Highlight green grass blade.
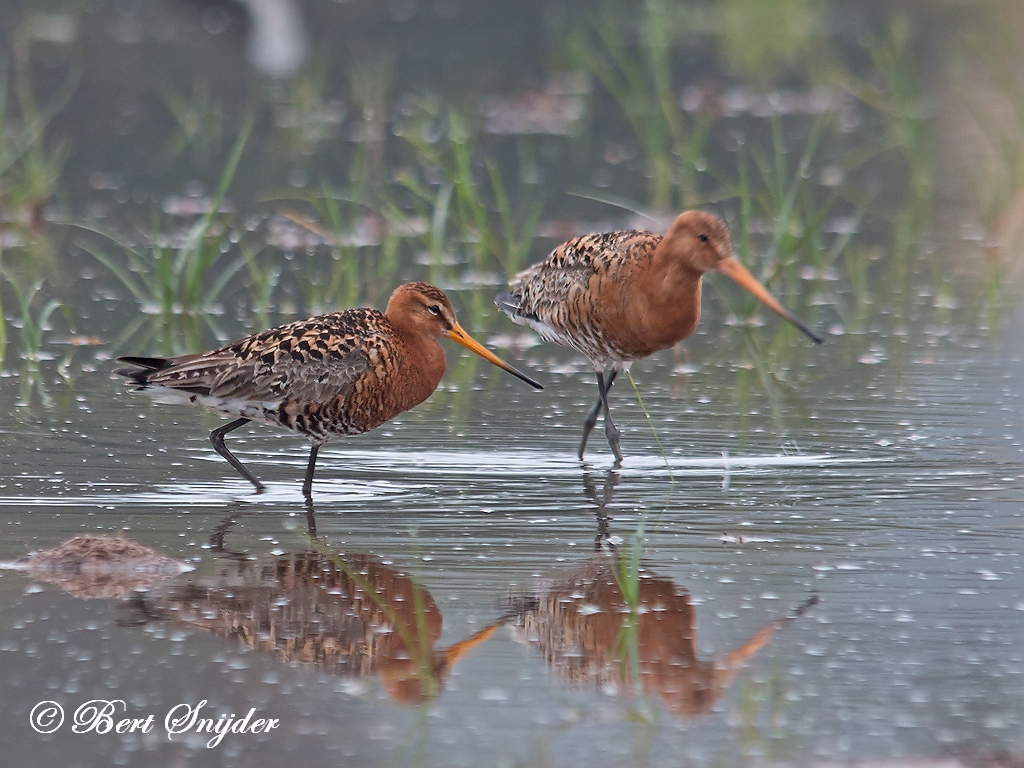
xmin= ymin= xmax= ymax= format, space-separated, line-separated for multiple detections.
xmin=75 ymin=241 xmax=148 ymax=304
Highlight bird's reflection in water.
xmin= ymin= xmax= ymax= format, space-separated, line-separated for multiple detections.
xmin=582 ymin=466 xmax=619 ymax=549
xmin=117 ymin=502 xmax=504 ymax=704
xmin=505 ymin=468 xmax=816 ymax=717
xmin=506 ymin=554 xmax=815 ymax=717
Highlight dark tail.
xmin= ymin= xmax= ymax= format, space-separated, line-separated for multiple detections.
xmin=113 ymin=356 xmax=175 ymax=385
xmin=494 ymin=291 xmax=521 ymax=318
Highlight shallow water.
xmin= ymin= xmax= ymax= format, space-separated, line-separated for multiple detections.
xmin=3 ymin=322 xmax=1024 ymax=766
xmin=3 ymin=0 xmax=1024 ymax=766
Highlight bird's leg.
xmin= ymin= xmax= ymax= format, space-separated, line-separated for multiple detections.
xmin=210 ymin=418 xmax=265 ymax=493
xmin=578 ymin=369 xmax=618 ymax=459
xmin=597 ymin=371 xmax=623 ymax=464
xmin=302 ymin=444 xmax=320 ymax=498
xmin=578 ymin=400 xmax=602 ymax=459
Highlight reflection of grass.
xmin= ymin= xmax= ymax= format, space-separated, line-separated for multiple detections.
xmin=0 ymin=268 xmax=72 ymax=406
xmin=732 ymin=660 xmax=798 ymax=763
xmin=607 ymin=525 xmax=662 ymax=751
xmin=77 ymin=121 xmax=253 ymax=353
xmin=309 ymin=537 xmax=444 ymax=703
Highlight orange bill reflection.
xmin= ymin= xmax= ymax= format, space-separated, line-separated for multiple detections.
xmin=504 ymin=555 xmax=815 ymax=717
xmin=117 ymin=547 xmax=504 ymax=705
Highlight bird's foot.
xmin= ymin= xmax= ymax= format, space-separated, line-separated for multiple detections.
xmin=605 ymin=422 xmax=623 ymax=464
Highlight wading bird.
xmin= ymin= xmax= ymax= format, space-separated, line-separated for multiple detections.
xmin=496 ymin=210 xmax=820 ymax=462
xmin=117 ymin=282 xmax=542 ymax=496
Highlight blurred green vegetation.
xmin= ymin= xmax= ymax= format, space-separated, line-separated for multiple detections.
xmin=719 ymin=0 xmax=827 ymax=85
xmin=569 ymin=0 xmax=712 ymax=210
xmin=161 ymin=78 xmax=226 ymax=167
xmin=74 ymin=120 xmax=253 ymax=355
xmin=0 ymin=0 xmax=1019 ymax=421
xmin=0 ymin=42 xmax=75 ymax=264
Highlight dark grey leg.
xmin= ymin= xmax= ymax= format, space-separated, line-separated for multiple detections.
xmin=578 ymin=369 xmax=618 ymax=459
xmin=595 ymin=371 xmax=623 ymax=463
xmin=302 ymin=444 xmax=319 ymax=498
xmin=210 ymin=418 xmax=264 ymax=492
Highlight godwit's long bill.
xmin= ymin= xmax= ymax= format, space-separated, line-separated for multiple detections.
xmin=116 ymin=282 xmax=542 ymax=496
xmin=496 ymin=210 xmax=820 ymax=462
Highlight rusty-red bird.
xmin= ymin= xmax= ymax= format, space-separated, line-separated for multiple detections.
xmin=118 ymin=282 xmax=542 ymax=495
xmin=496 ymin=210 xmax=820 ymax=462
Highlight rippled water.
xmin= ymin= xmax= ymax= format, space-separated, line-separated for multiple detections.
xmin=3 ymin=0 xmax=1024 ymax=765
xmin=3 ymin=318 xmax=1024 ymax=766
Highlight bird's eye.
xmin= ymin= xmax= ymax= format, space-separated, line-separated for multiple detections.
xmin=698 ymin=233 xmax=709 ymax=243
xmin=427 ymin=304 xmax=442 ymax=316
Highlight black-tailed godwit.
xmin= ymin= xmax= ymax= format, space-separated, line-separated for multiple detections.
xmin=496 ymin=210 xmax=820 ymax=461
xmin=117 ymin=282 xmax=541 ymax=495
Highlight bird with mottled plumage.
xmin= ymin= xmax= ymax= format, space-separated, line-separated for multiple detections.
xmin=496 ymin=210 xmax=821 ymax=462
xmin=117 ymin=282 xmax=542 ymax=496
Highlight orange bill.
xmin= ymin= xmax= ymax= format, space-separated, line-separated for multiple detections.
xmin=716 ymin=256 xmax=822 ymax=344
xmin=447 ymin=324 xmax=544 ymax=389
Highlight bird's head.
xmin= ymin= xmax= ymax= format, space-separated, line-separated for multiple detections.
xmin=386 ymin=282 xmax=460 ymax=339
xmin=658 ymin=211 xmax=822 ymax=344
xmin=386 ymin=283 xmax=543 ymax=388
xmin=661 ymin=210 xmax=735 ymax=273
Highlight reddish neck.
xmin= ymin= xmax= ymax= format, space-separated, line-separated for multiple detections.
xmin=387 ymin=315 xmax=447 ymax=409
xmin=631 ymin=244 xmax=704 ymax=350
